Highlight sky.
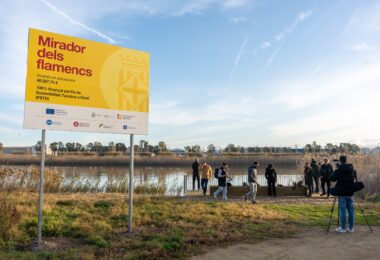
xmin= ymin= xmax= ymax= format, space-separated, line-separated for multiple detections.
xmin=0 ymin=0 xmax=380 ymax=149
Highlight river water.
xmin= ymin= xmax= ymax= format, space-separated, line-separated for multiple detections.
xmin=47 ymin=165 xmax=304 ymax=195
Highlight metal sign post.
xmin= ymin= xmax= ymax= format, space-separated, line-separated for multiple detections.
xmin=37 ymin=129 xmax=46 ymax=246
xmin=128 ymin=134 xmax=134 ymax=233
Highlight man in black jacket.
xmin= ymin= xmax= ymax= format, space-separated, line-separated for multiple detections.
xmin=310 ymin=159 xmax=320 ymax=193
xmin=330 ymin=156 xmax=357 ymax=233
xmin=320 ymin=159 xmax=333 ymax=197
xmin=192 ymin=158 xmax=200 ymax=190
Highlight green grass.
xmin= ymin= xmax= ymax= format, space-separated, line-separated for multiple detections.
xmin=1 ymin=192 xmax=380 ymax=259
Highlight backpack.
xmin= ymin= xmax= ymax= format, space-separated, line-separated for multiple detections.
xmin=214 ymin=168 xmax=221 ymax=178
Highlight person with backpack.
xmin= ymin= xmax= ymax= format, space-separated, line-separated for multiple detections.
xmin=265 ymin=164 xmax=277 ymax=196
xmin=213 ymin=162 xmax=229 ymax=200
xmin=200 ymin=161 xmax=212 ymax=195
xmin=320 ymin=158 xmax=333 ymax=197
xmin=330 ymin=156 xmax=357 ymax=233
xmin=192 ymin=158 xmax=200 ymax=190
xmin=310 ymin=159 xmax=320 ymax=193
xmin=244 ymin=161 xmax=259 ymax=204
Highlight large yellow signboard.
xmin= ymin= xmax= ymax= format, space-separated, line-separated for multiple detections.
xmin=24 ymin=28 xmax=149 ymax=134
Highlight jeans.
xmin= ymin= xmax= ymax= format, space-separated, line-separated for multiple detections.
xmin=313 ymin=176 xmax=319 ymax=192
xmin=339 ymin=196 xmax=355 ymax=230
xmin=214 ymin=186 xmax=227 ymax=199
xmin=244 ymin=182 xmax=257 ymax=202
xmin=307 ymin=184 xmax=312 ymax=197
xmin=267 ymin=181 xmax=276 ymax=196
xmin=321 ymin=179 xmax=331 ymax=195
xmin=193 ymin=173 xmax=200 ymax=190
xmin=201 ymin=178 xmax=209 ymax=195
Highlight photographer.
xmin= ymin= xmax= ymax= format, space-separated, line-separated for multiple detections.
xmin=330 ymin=156 xmax=357 ymax=233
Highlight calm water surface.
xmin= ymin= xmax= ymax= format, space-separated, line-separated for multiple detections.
xmin=50 ymin=165 xmax=304 ymax=194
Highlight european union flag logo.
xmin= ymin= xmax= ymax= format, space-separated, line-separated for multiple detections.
xmin=46 ymin=109 xmax=55 ymax=114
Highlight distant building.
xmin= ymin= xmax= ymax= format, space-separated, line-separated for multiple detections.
xmin=170 ymin=148 xmax=185 ymax=156
xmin=2 ymin=145 xmax=52 ymax=155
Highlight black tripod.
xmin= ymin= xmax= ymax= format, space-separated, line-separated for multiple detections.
xmin=327 ymin=195 xmax=373 ymax=233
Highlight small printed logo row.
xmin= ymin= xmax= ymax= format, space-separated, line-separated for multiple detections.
xmin=46 ymin=120 xmax=129 ymax=130
xmin=46 ymin=108 xmax=134 ymax=121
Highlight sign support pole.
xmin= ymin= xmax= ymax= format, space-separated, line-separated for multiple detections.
xmin=128 ymin=134 xmax=134 ymax=234
xmin=37 ymin=129 xmax=46 ymax=246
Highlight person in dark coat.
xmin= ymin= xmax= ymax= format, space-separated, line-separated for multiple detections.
xmin=265 ymin=164 xmax=277 ymax=196
xmin=192 ymin=158 xmax=200 ymax=190
xmin=213 ymin=163 xmax=230 ymax=200
xmin=304 ymin=162 xmax=313 ymax=197
xmin=320 ymin=158 xmax=333 ymax=197
xmin=310 ymin=159 xmax=320 ymax=193
xmin=330 ymin=156 xmax=357 ymax=233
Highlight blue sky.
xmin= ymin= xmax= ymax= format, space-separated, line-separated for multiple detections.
xmin=0 ymin=0 xmax=380 ymax=149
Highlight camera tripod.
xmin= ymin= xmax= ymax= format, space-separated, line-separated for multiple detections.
xmin=327 ymin=194 xmax=373 ymax=233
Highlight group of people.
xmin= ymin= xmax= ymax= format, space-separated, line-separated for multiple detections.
xmin=303 ymin=158 xmax=334 ymax=197
xmin=304 ymin=156 xmax=358 ymax=233
xmin=191 ymin=159 xmax=278 ymax=202
xmin=193 ymin=155 xmax=359 ymax=233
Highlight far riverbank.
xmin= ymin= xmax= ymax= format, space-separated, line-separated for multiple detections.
xmin=0 ymin=154 xmax=303 ymax=167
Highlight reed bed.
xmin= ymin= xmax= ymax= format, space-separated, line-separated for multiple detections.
xmin=0 ymin=167 xmax=166 ymax=195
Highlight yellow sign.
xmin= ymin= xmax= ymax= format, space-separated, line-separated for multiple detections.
xmin=24 ymin=29 xmax=149 ymax=135
xmin=25 ymin=28 xmax=149 ymax=112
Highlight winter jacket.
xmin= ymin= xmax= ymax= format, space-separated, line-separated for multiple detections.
xmin=265 ymin=168 xmax=277 ymax=182
xmin=217 ymin=167 xmax=227 ymax=187
xmin=330 ymin=163 xmax=357 ymax=196
xmin=192 ymin=161 xmax=200 ymax=175
xmin=248 ymin=165 xmax=258 ymax=183
xmin=304 ymin=166 xmax=313 ymax=186
xmin=201 ymin=164 xmax=212 ymax=179
xmin=310 ymin=161 xmax=320 ymax=178
xmin=320 ymin=163 xmax=333 ymax=180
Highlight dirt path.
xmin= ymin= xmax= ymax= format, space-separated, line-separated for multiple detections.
xmin=191 ymin=226 xmax=379 ymax=260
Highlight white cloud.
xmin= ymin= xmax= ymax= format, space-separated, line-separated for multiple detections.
xmin=275 ymin=9 xmax=312 ymax=42
xmin=342 ymin=3 xmax=380 ymax=53
xmin=263 ymin=43 xmax=282 ymax=70
xmin=228 ymin=16 xmax=247 ymax=24
xmin=230 ymin=35 xmax=250 ymax=79
xmin=40 ymin=0 xmax=116 ymax=44
xmin=350 ymin=42 xmax=377 ymax=52
xmin=230 ymin=9 xmax=312 ymax=76
xmin=222 ymin=0 xmax=249 ymax=9
xmin=260 ymin=41 xmax=271 ymax=49
xmin=268 ymin=58 xmax=380 ymax=145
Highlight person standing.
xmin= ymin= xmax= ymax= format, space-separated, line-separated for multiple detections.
xmin=304 ymin=162 xmax=313 ymax=197
xmin=192 ymin=158 xmax=200 ymax=190
xmin=213 ymin=163 xmax=229 ymax=200
xmin=330 ymin=156 xmax=357 ymax=233
xmin=200 ymin=161 xmax=212 ymax=195
xmin=265 ymin=164 xmax=277 ymax=196
xmin=244 ymin=161 xmax=259 ymax=204
xmin=310 ymin=159 xmax=320 ymax=193
xmin=320 ymin=158 xmax=333 ymax=198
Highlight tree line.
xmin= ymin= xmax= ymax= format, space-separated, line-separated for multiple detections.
xmin=30 ymin=140 xmax=363 ymax=155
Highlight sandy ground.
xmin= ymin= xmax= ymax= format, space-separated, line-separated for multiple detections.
xmin=191 ymin=226 xmax=380 ymax=260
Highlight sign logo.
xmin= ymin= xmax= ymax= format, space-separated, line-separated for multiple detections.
xmin=46 ymin=120 xmax=52 ymax=125
xmin=46 ymin=109 xmax=55 ymax=114
xmin=123 ymin=125 xmax=128 ymax=130
xmin=73 ymin=121 xmax=79 ymax=127
xmin=99 ymin=123 xmax=113 ymax=129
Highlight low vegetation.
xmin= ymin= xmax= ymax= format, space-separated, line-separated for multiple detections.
xmin=0 ymin=192 xmax=379 ymax=259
